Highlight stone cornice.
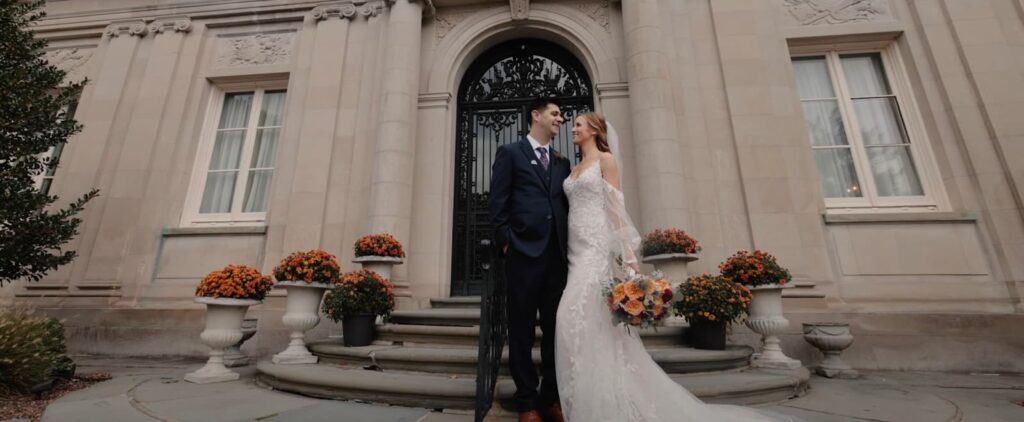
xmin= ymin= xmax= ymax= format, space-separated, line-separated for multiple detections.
xmin=312 ymin=1 xmax=386 ymax=21
xmin=148 ymin=17 xmax=193 ymax=34
xmin=104 ymin=20 xmax=148 ymax=38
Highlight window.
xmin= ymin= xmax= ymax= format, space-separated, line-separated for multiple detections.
xmin=36 ymin=97 xmax=79 ymax=195
xmin=792 ymin=46 xmax=941 ymax=211
xmin=184 ymin=85 xmax=287 ymax=225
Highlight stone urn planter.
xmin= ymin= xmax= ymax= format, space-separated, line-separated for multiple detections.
xmin=803 ymin=322 xmax=858 ymax=379
xmin=223 ymin=318 xmax=258 ymax=368
xmin=353 ymin=256 xmax=403 ymax=282
xmin=272 ymin=280 xmax=332 ymax=364
xmin=342 ymin=313 xmax=377 ymax=347
xmin=185 ymin=297 xmax=260 ymax=383
xmin=641 ymin=253 xmax=699 ymax=286
xmin=744 ymin=284 xmax=802 ymax=369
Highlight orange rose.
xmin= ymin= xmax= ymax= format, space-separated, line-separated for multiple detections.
xmin=612 ymin=283 xmax=627 ymax=302
xmin=625 ymin=282 xmax=645 ymax=300
xmin=624 ymin=299 xmax=644 ymax=316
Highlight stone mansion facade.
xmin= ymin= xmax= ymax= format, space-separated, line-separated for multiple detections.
xmin=5 ymin=0 xmax=1023 ymax=373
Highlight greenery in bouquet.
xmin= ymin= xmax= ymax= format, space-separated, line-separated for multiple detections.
xmin=354 ymin=233 xmax=405 ymax=258
xmin=195 ymin=264 xmax=273 ymax=300
xmin=640 ymin=228 xmax=702 ymax=257
xmin=322 ymin=269 xmax=396 ymax=321
xmin=273 ymin=249 xmax=341 ymax=284
xmin=718 ymin=250 xmax=792 ymax=287
xmin=604 ymin=269 xmax=673 ymax=329
xmin=673 ymin=274 xmax=751 ymax=324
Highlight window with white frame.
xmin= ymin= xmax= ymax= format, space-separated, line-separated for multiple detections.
xmin=35 ymin=97 xmax=79 ymax=195
xmin=185 ymin=84 xmax=287 ymax=225
xmin=791 ymin=46 xmax=942 ymax=211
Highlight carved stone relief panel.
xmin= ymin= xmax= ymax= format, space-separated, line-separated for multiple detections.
xmin=576 ymin=0 xmax=611 ymax=33
xmin=45 ymin=47 xmax=95 ymax=82
xmin=782 ymin=0 xmax=890 ymax=26
xmin=434 ymin=8 xmax=472 ymax=42
xmin=214 ymin=32 xmax=296 ymax=68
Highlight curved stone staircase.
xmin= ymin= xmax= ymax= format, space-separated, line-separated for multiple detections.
xmin=256 ymin=297 xmax=809 ymax=410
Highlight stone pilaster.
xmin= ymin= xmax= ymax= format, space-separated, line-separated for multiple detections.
xmin=621 ymin=0 xmax=689 ymax=231
xmin=366 ymin=0 xmax=425 ymax=240
xmin=55 ymin=21 xmax=149 ymax=295
xmin=280 ymin=3 xmax=370 ymax=252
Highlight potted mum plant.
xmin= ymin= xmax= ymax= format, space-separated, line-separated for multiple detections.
xmin=719 ymin=250 xmax=800 ymax=368
xmin=271 ymin=249 xmax=341 ymax=364
xmin=352 ymin=233 xmax=405 ymax=281
xmin=639 ymin=229 xmax=701 ymax=285
xmin=185 ymin=265 xmax=272 ymax=383
xmin=322 ymin=269 xmax=395 ymax=347
xmin=674 ymin=274 xmax=751 ymax=350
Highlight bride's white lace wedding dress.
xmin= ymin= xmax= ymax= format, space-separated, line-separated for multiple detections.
xmin=555 ymin=163 xmax=792 ymax=421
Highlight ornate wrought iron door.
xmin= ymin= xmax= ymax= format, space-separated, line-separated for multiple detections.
xmin=451 ymin=39 xmax=594 ymax=297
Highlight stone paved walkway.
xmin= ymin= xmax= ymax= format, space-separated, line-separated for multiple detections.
xmin=28 ymin=356 xmax=1024 ymax=422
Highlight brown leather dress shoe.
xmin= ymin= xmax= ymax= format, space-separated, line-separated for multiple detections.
xmin=518 ymin=409 xmax=544 ymax=422
xmin=544 ymin=403 xmax=566 ymax=422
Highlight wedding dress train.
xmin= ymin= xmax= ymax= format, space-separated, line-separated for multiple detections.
xmin=554 ymin=163 xmax=794 ymax=421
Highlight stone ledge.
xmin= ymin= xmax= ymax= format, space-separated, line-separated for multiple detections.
xmin=823 ymin=211 xmax=977 ymax=224
xmin=162 ymin=225 xmax=268 ymax=236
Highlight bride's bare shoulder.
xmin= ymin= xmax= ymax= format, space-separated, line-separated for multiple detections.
xmin=598 ymin=152 xmax=618 ymax=171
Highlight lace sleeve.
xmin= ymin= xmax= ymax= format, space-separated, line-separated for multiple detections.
xmin=603 ymin=180 xmax=641 ymax=268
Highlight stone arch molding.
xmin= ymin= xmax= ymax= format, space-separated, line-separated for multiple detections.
xmin=426 ymin=3 xmax=622 ymax=96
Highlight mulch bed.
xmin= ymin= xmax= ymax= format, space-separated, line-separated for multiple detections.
xmin=0 ymin=373 xmax=112 ymax=422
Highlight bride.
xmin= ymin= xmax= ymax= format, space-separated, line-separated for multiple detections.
xmin=554 ymin=112 xmax=793 ymax=421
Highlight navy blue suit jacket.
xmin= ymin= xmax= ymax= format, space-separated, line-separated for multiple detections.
xmin=489 ymin=138 xmax=570 ymax=259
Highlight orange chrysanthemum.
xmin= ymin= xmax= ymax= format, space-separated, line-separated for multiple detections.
xmin=273 ymin=249 xmax=341 ymax=284
xmin=354 ymin=233 xmax=405 ymax=258
xmin=195 ymin=264 xmax=273 ymax=300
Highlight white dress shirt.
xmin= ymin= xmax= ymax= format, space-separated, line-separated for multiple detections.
xmin=527 ymin=134 xmax=550 ymax=162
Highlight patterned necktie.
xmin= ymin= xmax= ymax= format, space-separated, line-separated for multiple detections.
xmin=536 ymin=147 xmax=549 ymax=170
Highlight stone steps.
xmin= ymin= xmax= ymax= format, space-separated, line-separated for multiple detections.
xmin=429 ymin=296 xmax=482 ymax=309
xmin=308 ymin=342 xmax=752 ymax=375
xmin=375 ymin=323 xmax=686 ymax=347
xmin=256 ymin=360 xmax=810 ymax=410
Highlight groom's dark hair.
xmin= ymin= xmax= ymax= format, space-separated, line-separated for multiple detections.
xmin=527 ymin=97 xmax=561 ymax=126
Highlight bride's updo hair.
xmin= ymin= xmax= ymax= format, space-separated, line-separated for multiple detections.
xmin=578 ymin=112 xmax=611 ymax=153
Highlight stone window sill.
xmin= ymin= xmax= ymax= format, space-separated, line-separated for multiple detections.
xmin=823 ymin=211 xmax=978 ymax=224
xmin=162 ymin=225 xmax=268 ymax=237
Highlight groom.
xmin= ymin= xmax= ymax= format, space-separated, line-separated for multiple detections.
xmin=489 ymin=98 xmax=570 ymax=422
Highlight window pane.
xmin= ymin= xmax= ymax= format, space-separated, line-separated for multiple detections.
xmin=41 ymin=178 xmax=54 ymax=196
xmin=218 ymin=92 xmax=253 ymax=129
xmin=852 ymin=97 xmax=910 ymax=146
xmin=793 ymin=56 xmax=835 ymax=99
xmin=208 ymin=129 xmax=245 ymax=170
xmin=813 ymin=148 xmax=862 ymax=198
xmin=866 ymin=146 xmax=924 ymax=196
xmin=259 ymin=90 xmax=287 ymax=126
xmin=200 ymin=171 xmax=237 ymax=213
xmin=243 ymin=169 xmax=273 ymax=213
xmin=250 ymin=128 xmax=280 ymax=169
xmin=44 ymin=142 xmax=65 ymax=177
xmin=841 ymin=53 xmax=891 ymax=97
xmin=801 ymin=100 xmax=849 ymax=146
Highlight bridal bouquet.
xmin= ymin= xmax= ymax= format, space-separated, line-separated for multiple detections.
xmin=604 ymin=268 xmax=674 ymax=329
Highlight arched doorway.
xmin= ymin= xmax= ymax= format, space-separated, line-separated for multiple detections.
xmin=450 ymin=38 xmax=594 ymax=296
